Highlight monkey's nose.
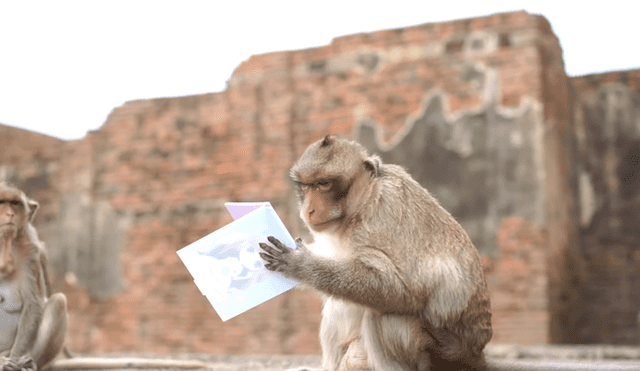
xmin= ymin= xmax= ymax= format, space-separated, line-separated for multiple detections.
xmin=308 ymin=209 xmax=315 ymax=217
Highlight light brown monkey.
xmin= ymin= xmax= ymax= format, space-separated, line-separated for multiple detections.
xmin=0 ymin=182 xmax=68 ymax=371
xmin=0 ymin=184 xmax=212 ymax=371
xmin=259 ymin=135 xmax=492 ymax=371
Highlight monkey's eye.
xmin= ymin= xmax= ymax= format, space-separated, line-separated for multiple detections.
xmin=297 ymin=183 xmax=311 ymax=192
xmin=9 ymin=200 xmax=20 ymax=206
xmin=316 ymin=180 xmax=332 ymax=192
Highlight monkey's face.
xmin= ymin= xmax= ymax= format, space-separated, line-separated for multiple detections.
xmin=290 ymin=135 xmax=379 ymax=233
xmin=0 ymin=185 xmax=28 ymax=278
xmin=294 ymin=178 xmax=347 ymax=232
xmin=0 ymin=183 xmax=37 ymax=240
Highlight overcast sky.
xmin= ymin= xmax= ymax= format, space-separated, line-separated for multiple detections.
xmin=0 ymin=1 xmax=638 ymax=140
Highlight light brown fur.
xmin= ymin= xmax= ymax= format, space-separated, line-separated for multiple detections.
xmin=0 ymin=182 xmax=68 ymax=371
xmin=259 ymin=136 xmax=492 ymax=371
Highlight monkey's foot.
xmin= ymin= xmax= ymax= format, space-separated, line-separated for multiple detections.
xmin=1 ymin=356 xmax=36 ymax=371
xmin=339 ymin=339 xmax=369 ymax=371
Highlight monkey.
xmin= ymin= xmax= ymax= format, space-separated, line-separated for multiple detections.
xmin=259 ymin=135 xmax=492 ymax=371
xmin=0 ymin=183 xmax=210 ymax=371
xmin=0 ymin=182 xmax=68 ymax=371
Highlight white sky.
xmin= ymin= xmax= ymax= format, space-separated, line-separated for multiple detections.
xmin=0 ymin=1 xmax=638 ymax=140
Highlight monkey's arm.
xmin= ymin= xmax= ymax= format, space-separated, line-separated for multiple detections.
xmin=10 ymin=258 xmax=45 ymax=359
xmin=259 ymin=236 xmax=419 ymax=314
xmin=39 ymin=250 xmax=53 ymax=297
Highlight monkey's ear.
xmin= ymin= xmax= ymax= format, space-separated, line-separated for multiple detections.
xmin=363 ymin=155 xmax=380 ymax=177
xmin=27 ymin=199 xmax=38 ymax=222
xmin=321 ymin=135 xmax=334 ymax=147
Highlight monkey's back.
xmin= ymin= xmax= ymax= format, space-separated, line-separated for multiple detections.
xmin=357 ymin=163 xmax=479 ymax=270
xmin=354 ymin=162 xmax=492 ymax=345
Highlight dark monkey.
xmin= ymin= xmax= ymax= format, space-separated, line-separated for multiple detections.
xmin=259 ymin=135 xmax=492 ymax=371
xmin=0 ymin=182 xmax=68 ymax=371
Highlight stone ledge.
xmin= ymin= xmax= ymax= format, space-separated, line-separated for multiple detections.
xmin=486 ymin=344 xmax=640 ymax=360
xmin=49 ymin=345 xmax=640 ymax=371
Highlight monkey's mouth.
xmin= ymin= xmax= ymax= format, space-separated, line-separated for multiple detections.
xmin=310 ymin=219 xmax=332 ymax=226
xmin=310 ymin=219 xmax=339 ymax=231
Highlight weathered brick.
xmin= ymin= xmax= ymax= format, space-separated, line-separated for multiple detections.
xmin=2 ymin=9 xmax=636 ymax=355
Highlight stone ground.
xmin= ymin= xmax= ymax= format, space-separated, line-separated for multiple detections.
xmin=49 ymin=345 xmax=640 ymax=371
xmin=49 ymin=354 xmax=322 ymax=371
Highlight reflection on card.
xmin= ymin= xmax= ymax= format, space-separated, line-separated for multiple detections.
xmin=177 ymin=204 xmax=299 ymax=321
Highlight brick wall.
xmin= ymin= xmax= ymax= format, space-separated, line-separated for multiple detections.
xmin=57 ymin=94 xmax=321 ymax=354
xmin=0 ymin=10 xmax=624 ymax=354
xmin=486 ymin=217 xmax=549 ymax=344
xmin=570 ymin=70 xmax=640 ymax=344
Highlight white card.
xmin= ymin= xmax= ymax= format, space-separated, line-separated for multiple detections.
xmin=177 ymin=204 xmax=299 ymax=321
xmin=224 ymin=201 xmax=272 ymax=220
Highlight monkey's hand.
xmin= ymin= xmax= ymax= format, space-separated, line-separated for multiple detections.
xmin=0 ymin=357 xmax=10 ymax=371
xmin=0 ymin=356 xmax=36 ymax=371
xmin=259 ymin=236 xmax=308 ymax=279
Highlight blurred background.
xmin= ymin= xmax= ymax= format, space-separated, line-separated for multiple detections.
xmin=0 ymin=1 xmax=639 ymax=356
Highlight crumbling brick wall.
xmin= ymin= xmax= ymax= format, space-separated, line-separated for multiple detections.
xmin=569 ymin=70 xmax=640 ymax=344
xmin=0 ymin=10 xmax=612 ymax=354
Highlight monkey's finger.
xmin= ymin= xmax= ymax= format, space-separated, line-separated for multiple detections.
xmin=259 ymin=252 xmax=274 ymax=262
xmin=259 ymin=242 xmax=280 ymax=256
xmin=263 ymin=262 xmax=277 ymax=271
xmin=261 ymin=258 xmax=283 ymax=272
xmin=16 ymin=357 xmax=34 ymax=371
xmin=267 ymin=236 xmax=291 ymax=253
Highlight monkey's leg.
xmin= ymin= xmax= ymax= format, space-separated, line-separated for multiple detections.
xmin=320 ymin=299 xmax=364 ymax=371
xmin=286 ymin=299 xmax=364 ymax=371
xmin=31 ymin=293 xmax=68 ymax=369
xmin=337 ymin=339 xmax=368 ymax=371
xmin=361 ymin=311 xmax=432 ymax=371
